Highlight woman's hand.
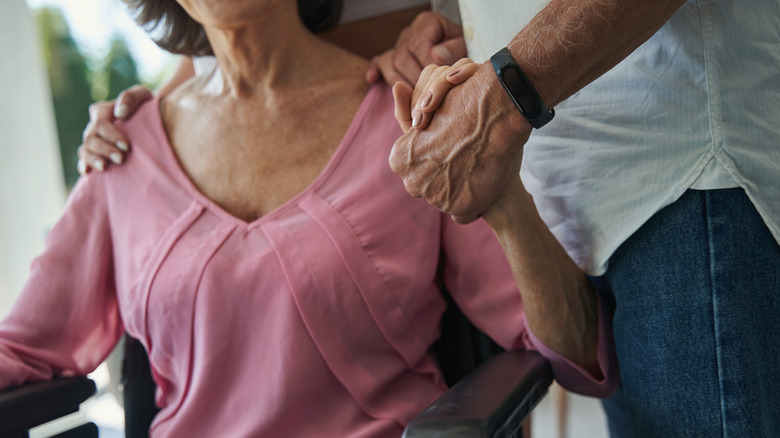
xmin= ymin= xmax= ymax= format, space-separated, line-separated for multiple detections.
xmin=78 ymin=85 xmax=153 ymax=175
xmin=392 ymin=58 xmax=479 ymax=134
xmin=366 ymin=12 xmax=466 ymax=86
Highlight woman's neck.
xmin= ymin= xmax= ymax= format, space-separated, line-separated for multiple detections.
xmin=200 ymin=3 xmax=361 ymax=99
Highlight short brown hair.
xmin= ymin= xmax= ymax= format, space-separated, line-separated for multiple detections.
xmin=123 ymin=0 xmax=343 ymax=57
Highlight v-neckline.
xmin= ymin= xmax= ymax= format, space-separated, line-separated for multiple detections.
xmin=151 ymin=84 xmax=381 ymax=230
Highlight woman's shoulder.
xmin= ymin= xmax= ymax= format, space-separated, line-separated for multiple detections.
xmin=112 ymin=97 xmax=177 ymax=167
xmin=111 ymin=98 xmax=165 ymax=150
xmin=106 ymin=97 xmax=184 ymax=188
xmin=351 ymin=82 xmax=402 ymax=142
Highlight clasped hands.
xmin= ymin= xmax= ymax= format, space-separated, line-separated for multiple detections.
xmin=389 ymin=58 xmax=532 ymax=225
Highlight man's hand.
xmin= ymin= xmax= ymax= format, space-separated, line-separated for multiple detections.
xmin=366 ymin=12 xmax=466 ymax=86
xmin=78 ymin=85 xmax=152 ymax=174
xmin=389 ymin=63 xmax=532 ymax=224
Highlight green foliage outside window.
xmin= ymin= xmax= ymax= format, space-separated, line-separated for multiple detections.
xmin=34 ymin=7 xmax=142 ymax=189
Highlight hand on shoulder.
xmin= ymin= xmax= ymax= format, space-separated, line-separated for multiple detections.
xmin=78 ymin=85 xmax=153 ymax=175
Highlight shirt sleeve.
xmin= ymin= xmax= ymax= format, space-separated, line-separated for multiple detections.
xmin=439 ymin=216 xmax=618 ymax=398
xmin=523 ymin=276 xmax=619 ymax=398
xmin=0 ymin=174 xmax=124 ymax=391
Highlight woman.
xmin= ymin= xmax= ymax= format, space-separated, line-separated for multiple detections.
xmin=0 ymin=1 xmax=616 ymax=436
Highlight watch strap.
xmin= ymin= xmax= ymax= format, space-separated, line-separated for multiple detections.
xmin=490 ymin=47 xmax=554 ymax=129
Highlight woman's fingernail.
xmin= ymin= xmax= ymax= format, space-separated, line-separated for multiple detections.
xmin=446 ymin=68 xmax=462 ymax=79
xmin=93 ymin=160 xmax=105 ymax=172
xmin=421 ymin=91 xmax=433 ymax=108
xmin=412 ymin=110 xmax=422 ymax=127
xmin=77 ymin=159 xmax=87 ymax=175
xmin=110 ymin=152 xmax=123 ymax=164
xmin=433 ymin=46 xmax=453 ymax=63
xmin=114 ymin=104 xmax=129 ymax=119
xmin=116 ymin=141 xmax=129 ymax=152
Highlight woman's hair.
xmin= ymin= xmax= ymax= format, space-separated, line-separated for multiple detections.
xmin=122 ymin=0 xmax=343 ymax=57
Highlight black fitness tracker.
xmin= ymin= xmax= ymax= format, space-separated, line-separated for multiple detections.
xmin=490 ymin=47 xmax=554 ymax=129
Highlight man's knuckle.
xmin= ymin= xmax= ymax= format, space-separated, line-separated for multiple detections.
xmin=82 ymin=124 xmax=95 ymax=141
xmin=415 ymin=11 xmax=435 ymax=24
xmin=404 ymin=179 xmax=422 ymax=197
xmin=389 ymin=148 xmax=403 ymax=170
xmin=388 ymin=157 xmax=400 ymax=174
xmin=392 ymin=50 xmax=408 ymax=68
xmin=397 ymin=28 xmax=411 ymax=44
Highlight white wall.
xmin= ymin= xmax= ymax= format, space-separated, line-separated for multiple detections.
xmin=0 ymin=0 xmax=66 ymax=318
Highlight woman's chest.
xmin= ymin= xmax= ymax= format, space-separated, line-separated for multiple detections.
xmin=170 ymin=128 xmax=340 ymax=223
xmin=109 ymin=185 xmax=446 ymax=360
xmin=161 ymin=86 xmax=365 ymax=223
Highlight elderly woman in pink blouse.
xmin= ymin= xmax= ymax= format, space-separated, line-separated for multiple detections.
xmin=0 ymin=0 xmax=616 ymax=436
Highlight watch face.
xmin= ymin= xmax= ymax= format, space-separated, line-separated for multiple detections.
xmin=501 ymin=66 xmax=540 ymax=116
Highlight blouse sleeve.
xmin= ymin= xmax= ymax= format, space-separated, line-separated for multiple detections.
xmin=0 ymin=174 xmax=124 ymax=390
xmin=439 ymin=216 xmax=618 ymax=398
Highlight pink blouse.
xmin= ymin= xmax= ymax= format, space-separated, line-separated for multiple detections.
xmin=0 ymin=84 xmax=616 ymax=437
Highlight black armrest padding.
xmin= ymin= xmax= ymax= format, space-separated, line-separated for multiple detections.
xmin=123 ymin=335 xmax=160 ymax=438
xmin=0 ymin=376 xmax=96 ymax=437
xmin=403 ymin=350 xmax=553 ymax=438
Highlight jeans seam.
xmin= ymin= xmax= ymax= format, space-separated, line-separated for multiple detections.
xmin=705 ymin=191 xmax=727 ymax=438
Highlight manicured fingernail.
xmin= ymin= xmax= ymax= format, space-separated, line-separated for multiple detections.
xmin=110 ymin=152 xmax=123 ymax=164
xmin=433 ymin=46 xmax=453 ymax=63
xmin=77 ymin=159 xmax=87 ymax=175
xmin=114 ymin=104 xmax=129 ymax=119
xmin=421 ymin=91 xmax=433 ymax=108
xmin=116 ymin=141 xmax=129 ymax=152
xmin=446 ymin=68 xmax=462 ymax=79
xmin=412 ymin=110 xmax=422 ymax=127
xmin=93 ymin=160 xmax=105 ymax=172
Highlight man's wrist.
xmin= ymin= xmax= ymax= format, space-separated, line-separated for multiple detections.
xmin=475 ymin=62 xmax=533 ymax=149
xmin=490 ymin=47 xmax=555 ymax=129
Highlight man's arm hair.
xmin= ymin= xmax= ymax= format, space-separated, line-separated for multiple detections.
xmin=509 ymin=0 xmax=686 ymax=108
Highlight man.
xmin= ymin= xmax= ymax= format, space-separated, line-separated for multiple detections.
xmin=386 ymin=0 xmax=780 ymax=436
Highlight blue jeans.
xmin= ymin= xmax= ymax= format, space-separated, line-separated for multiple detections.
xmin=600 ymin=188 xmax=780 ymax=437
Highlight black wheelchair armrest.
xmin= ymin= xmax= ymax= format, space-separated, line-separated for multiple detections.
xmin=0 ymin=376 xmax=96 ymax=438
xmin=403 ymin=350 xmax=553 ymax=438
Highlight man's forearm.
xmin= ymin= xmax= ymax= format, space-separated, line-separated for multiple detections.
xmin=476 ymin=0 xmax=686 ymax=374
xmin=509 ymin=0 xmax=686 ymax=108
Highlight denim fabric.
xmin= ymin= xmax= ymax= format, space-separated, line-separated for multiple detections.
xmin=600 ymin=188 xmax=780 ymax=437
